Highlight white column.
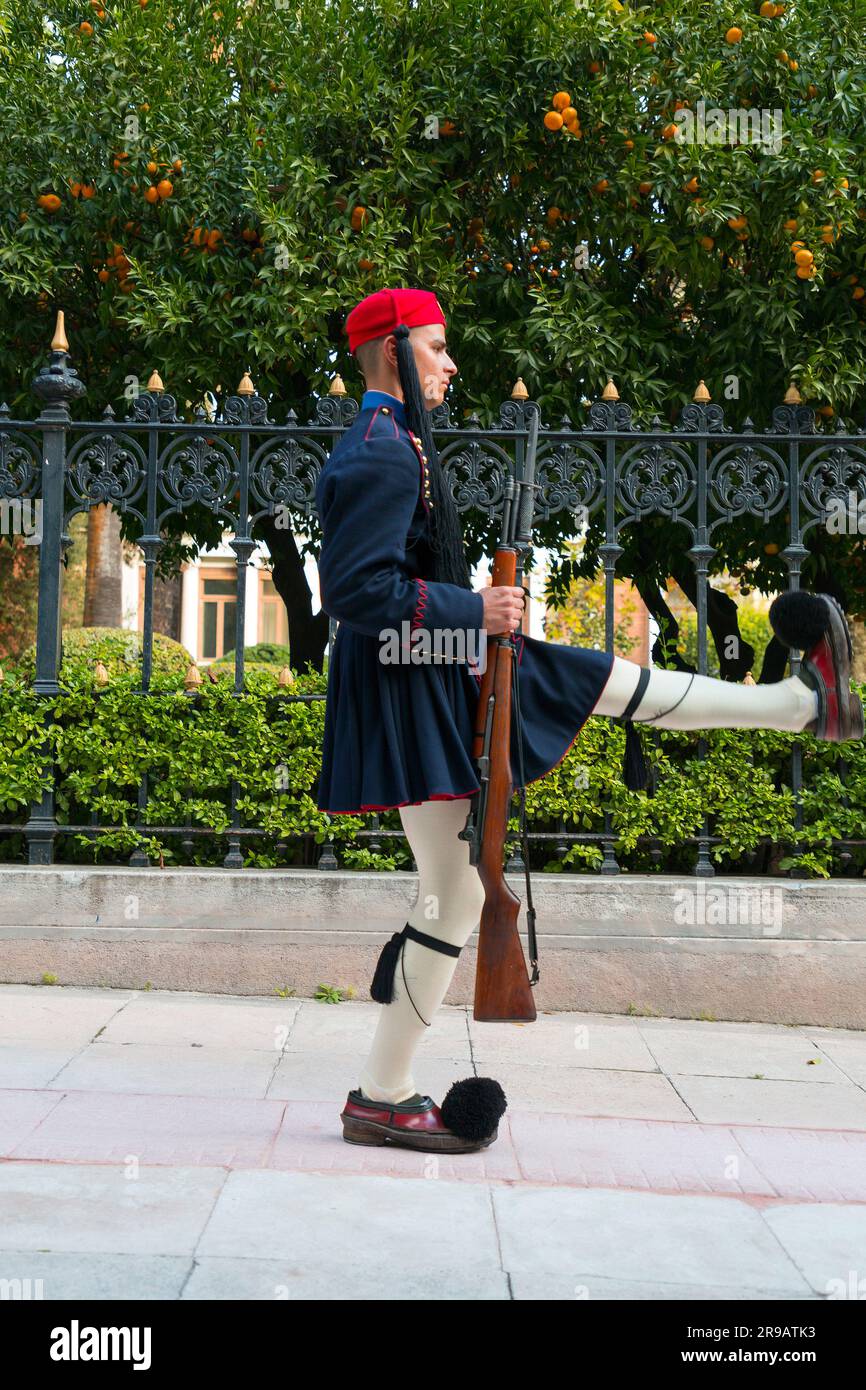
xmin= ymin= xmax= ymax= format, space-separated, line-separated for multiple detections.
xmin=180 ymin=559 xmax=199 ymax=659
xmin=244 ymin=552 xmax=259 ymax=647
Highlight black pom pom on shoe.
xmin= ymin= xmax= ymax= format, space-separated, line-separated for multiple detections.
xmin=768 ymin=591 xmax=830 ymax=652
xmin=440 ymin=1077 xmax=508 ymax=1142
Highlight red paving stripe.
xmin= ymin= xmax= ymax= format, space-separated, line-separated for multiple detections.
xmin=4 ymin=1090 xmax=866 ymax=1202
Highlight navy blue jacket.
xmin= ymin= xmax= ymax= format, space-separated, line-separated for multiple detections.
xmin=315 ymin=389 xmax=614 ymax=815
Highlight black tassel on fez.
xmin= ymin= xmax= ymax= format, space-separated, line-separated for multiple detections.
xmin=370 ymin=926 xmax=407 ymax=1004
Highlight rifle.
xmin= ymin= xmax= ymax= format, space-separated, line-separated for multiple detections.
xmin=458 ymin=407 xmax=541 ymax=1022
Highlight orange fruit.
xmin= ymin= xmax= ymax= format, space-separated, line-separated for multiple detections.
xmin=544 ymin=111 xmax=564 ymax=131
xmin=821 ymin=227 xmax=835 ymax=243
xmin=764 ymin=543 xmax=779 ymax=554
xmin=783 ymin=218 xmax=798 ymax=232
xmin=587 ymin=61 xmax=601 ymax=74
xmin=173 ymin=159 xmax=183 ymax=172
xmin=140 ymin=102 xmax=150 ymax=111
xmin=81 ymin=183 xmax=96 ymax=198
xmin=759 ymin=0 xmax=775 ymax=13
xmin=662 ymin=122 xmax=677 ymax=139
xmin=796 ymin=265 xmax=814 ymax=279
xmin=546 ymin=206 xmax=562 ymax=224
xmin=206 ymin=229 xmax=222 ymax=248
xmin=848 ymin=275 xmax=858 ymax=284
xmin=725 ymin=27 xmax=743 ymax=43
xmin=776 ymin=50 xmax=788 ymax=63
xmin=37 ymin=193 xmax=62 ymax=212
xmin=191 ymin=227 xmax=207 ymax=246
xmin=538 ymin=237 xmax=550 ymax=250
xmin=623 ymin=138 xmax=634 ymax=150
xmin=69 ymin=180 xmax=82 ymax=197
xmin=807 ymin=84 xmax=818 ymax=98
xmin=594 ymin=179 xmax=609 ymax=193
xmin=552 ymin=91 xmax=572 ymax=110
xmin=358 ymin=257 xmax=374 ymax=270
xmin=684 ymin=176 xmax=699 ymax=193
xmin=350 ymin=205 xmax=368 ymax=230
xmin=788 ymin=59 xmax=798 ymax=71
xmin=638 ymin=181 xmax=653 ymax=195
xmin=144 ymin=186 xmax=159 ymax=203
xmin=727 ymin=215 xmax=747 ymax=230
xmin=98 ymin=268 xmax=110 ymax=283
xmin=794 ymin=249 xmax=814 ymax=266
xmin=853 ymin=287 xmax=866 ymax=300
xmin=812 ymin=169 xmax=825 ymax=183
xmin=147 ymin=161 xmax=158 ymax=174
xmin=561 ymin=107 xmax=577 ymax=124
xmin=790 ymin=240 xmax=805 ymax=251
xmin=818 ymin=406 xmax=834 ymax=417
xmin=643 ymin=32 xmax=657 ymax=44
xmin=700 ymin=235 xmax=715 ymax=250
xmin=79 ymin=21 xmax=93 ymax=36
xmin=156 ymin=179 xmax=173 ymax=198
xmin=504 ymin=262 xmax=513 ymax=272
xmin=439 ymin=120 xmax=456 ymax=136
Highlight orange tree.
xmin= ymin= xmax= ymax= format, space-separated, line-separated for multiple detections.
xmin=2 ymin=0 xmax=866 ymax=670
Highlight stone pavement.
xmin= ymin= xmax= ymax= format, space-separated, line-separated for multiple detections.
xmin=1 ymin=983 xmax=866 ymax=1300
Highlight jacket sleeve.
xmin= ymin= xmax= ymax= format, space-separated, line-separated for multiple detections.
xmin=317 ymin=437 xmax=485 ymax=640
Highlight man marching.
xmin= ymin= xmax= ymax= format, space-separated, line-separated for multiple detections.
xmin=314 ymin=286 xmax=865 ymax=1155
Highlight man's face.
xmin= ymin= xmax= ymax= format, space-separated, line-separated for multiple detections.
xmin=411 ymin=323 xmax=458 ymax=410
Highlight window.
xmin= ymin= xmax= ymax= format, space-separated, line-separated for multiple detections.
xmin=260 ymin=573 xmax=289 ymax=646
xmin=200 ymin=571 xmax=237 ymax=660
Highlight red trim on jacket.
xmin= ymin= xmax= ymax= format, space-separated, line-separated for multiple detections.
xmin=363 ymin=405 xmax=399 ymax=441
xmin=411 ymin=577 xmax=429 ymax=631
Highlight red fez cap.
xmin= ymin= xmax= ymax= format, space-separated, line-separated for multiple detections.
xmin=345 ymin=287 xmax=446 ymax=354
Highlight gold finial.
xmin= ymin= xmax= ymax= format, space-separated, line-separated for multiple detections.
xmin=693 ymin=380 xmax=711 ymax=403
xmin=328 ymin=375 xmax=346 ymax=397
xmin=237 ymin=371 xmax=255 ymax=396
xmin=511 ymin=377 xmax=529 ymax=400
xmin=184 ymin=662 xmax=203 ymax=690
xmin=743 ymin=670 xmax=755 ymax=685
xmin=146 ymin=369 xmax=165 ymax=393
xmin=51 ymin=310 xmax=69 ymax=353
xmin=94 ymin=660 xmax=109 ymax=687
xmin=784 ymin=383 xmax=802 ymax=405
xmin=278 ymin=665 xmax=294 ymax=686
xmin=601 ymin=378 xmax=619 ymax=401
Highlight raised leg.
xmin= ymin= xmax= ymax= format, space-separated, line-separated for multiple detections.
xmin=592 ymin=656 xmax=818 ymax=732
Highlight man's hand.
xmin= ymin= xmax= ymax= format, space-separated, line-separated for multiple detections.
xmin=479 ymin=585 xmax=526 ymax=635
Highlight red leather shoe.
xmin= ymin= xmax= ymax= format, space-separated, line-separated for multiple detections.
xmin=341 ymin=1086 xmax=501 ymax=1154
xmin=798 ymin=595 xmax=864 ymax=742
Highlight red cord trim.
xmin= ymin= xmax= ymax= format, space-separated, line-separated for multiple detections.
xmin=319 ymin=788 xmax=480 ymax=815
xmin=411 ymin=577 xmax=429 ymax=631
xmin=363 ymin=405 xmax=399 ymax=441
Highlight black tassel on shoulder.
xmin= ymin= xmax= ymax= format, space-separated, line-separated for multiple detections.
xmin=370 ymin=926 xmax=408 ymax=1004
xmin=622 ymin=720 xmax=649 ymax=792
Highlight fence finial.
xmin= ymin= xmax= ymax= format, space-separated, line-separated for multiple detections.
xmin=184 ymin=663 xmax=203 ymax=691
xmin=146 ymin=370 xmax=165 ymax=394
xmin=328 ymin=375 xmax=346 ymax=397
xmin=237 ymin=371 xmax=255 ymax=396
xmin=94 ymin=660 xmax=109 ymax=687
xmin=601 ymin=378 xmax=619 ymax=401
xmin=51 ymin=311 xmax=69 ymax=353
xmin=511 ymin=377 xmax=529 ymax=400
xmin=784 ymin=383 xmax=802 ymax=404
xmin=278 ymin=665 xmax=294 ymax=686
xmin=693 ymin=380 xmax=711 ymax=402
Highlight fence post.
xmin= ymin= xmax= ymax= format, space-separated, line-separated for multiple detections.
xmin=23 ymin=312 xmax=85 ymax=864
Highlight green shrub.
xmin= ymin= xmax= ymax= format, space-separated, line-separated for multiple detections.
xmin=15 ymin=627 xmax=193 ymax=682
xmin=0 ymin=657 xmax=863 ymax=876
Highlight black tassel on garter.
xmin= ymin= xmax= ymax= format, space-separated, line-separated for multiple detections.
xmin=370 ymin=925 xmax=408 ymax=1004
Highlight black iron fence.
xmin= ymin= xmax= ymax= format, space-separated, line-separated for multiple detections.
xmin=2 ymin=317 xmax=865 ymax=874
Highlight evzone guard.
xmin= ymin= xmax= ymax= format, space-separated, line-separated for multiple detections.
xmin=314 ymin=286 xmax=865 ymax=1155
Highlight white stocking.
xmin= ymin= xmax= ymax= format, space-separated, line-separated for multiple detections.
xmin=359 ymin=798 xmax=485 ymax=1104
xmin=593 ymin=655 xmax=818 ymax=732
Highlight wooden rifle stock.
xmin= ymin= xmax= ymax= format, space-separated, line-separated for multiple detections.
xmin=460 ymin=410 xmax=540 ymax=1023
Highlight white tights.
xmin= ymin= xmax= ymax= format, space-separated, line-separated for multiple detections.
xmin=357 ymin=656 xmax=818 ymax=1102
